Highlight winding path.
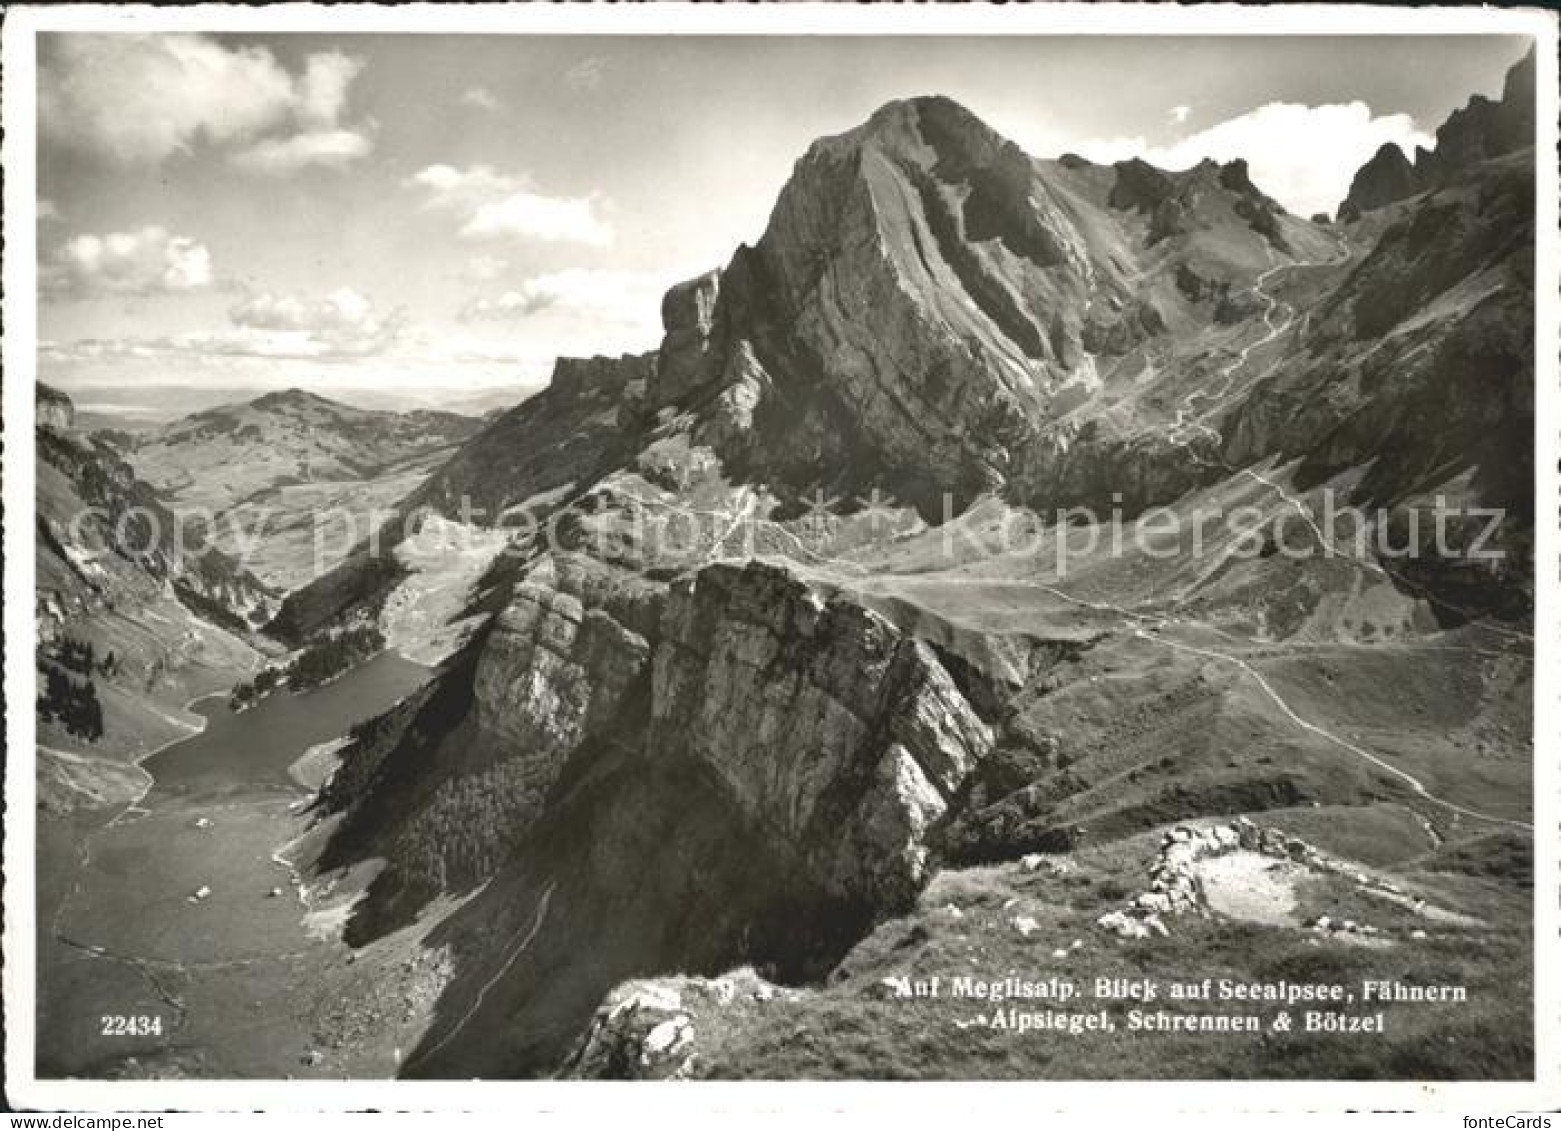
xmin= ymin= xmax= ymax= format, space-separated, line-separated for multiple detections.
xmin=1156 ymin=234 xmax=1533 ymax=646
xmin=1141 ymin=629 xmax=1532 ymax=832
xmin=836 ymin=232 xmax=1533 ymax=837
xmin=1061 ymin=233 xmax=1538 ymax=832
xmin=402 ymin=882 xmax=557 ymax=1073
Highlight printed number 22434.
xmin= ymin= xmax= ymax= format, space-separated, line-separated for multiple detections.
xmin=101 ymin=1014 xmax=163 ymax=1037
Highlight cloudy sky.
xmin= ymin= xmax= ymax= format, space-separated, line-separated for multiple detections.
xmin=36 ymin=33 xmax=1529 ymax=401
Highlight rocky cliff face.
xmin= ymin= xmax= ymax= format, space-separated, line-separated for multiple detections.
xmin=321 ymin=558 xmax=991 ymax=926
xmin=1337 ymin=143 xmax=1420 ymax=217
xmin=1229 ymin=135 xmax=1534 ymax=574
xmin=1338 ymin=44 xmax=1534 ymax=219
xmin=1421 ymin=43 xmax=1536 ymax=179
xmin=37 ymin=393 xmax=275 ymax=627
xmin=471 ymin=576 xmax=651 ymax=797
xmin=311 ymin=555 xmax=995 ymax=1075
xmin=650 ymin=562 xmax=992 ymax=907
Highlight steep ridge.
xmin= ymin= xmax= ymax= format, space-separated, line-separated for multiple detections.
xmin=280 ymin=57 xmax=1535 ymax=1079
xmin=1337 ymin=44 xmax=1535 ymax=219
xmin=410 ymin=353 xmax=654 ymax=522
xmin=35 ymin=384 xmax=270 ymax=807
xmin=1225 ymin=46 xmax=1535 ymax=619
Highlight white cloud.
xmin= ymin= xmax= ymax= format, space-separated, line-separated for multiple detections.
xmin=223 ymin=287 xmax=404 ymax=357
xmin=406 ymin=164 xmax=527 ymax=209
xmin=297 ymin=52 xmax=363 ymax=128
xmin=41 ymin=35 xmax=293 ymax=162
xmin=41 ymin=267 xmax=688 ymax=392
xmin=37 ymin=200 xmax=62 ymax=222
xmin=231 ymin=128 xmax=373 ymax=175
xmin=459 ymin=194 xmax=613 ymax=246
xmin=407 ymin=164 xmax=613 ymax=246
xmin=1070 ymin=101 xmax=1434 ymax=219
xmin=464 ymin=255 xmax=509 ymax=282
xmin=42 ymin=319 xmax=553 ymax=392
xmin=459 ymin=268 xmax=666 ymax=325
xmin=44 ymin=225 xmax=214 ymax=297
xmin=1169 ymin=105 xmax=1191 ymax=125
xmin=460 ymin=86 xmax=502 ymax=112
xmin=40 ymin=34 xmax=372 ymax=172
xmin=40 ymin=286 xmax=407 ymax=360
xmin=564 ymin=57 xmax=607 ymax=92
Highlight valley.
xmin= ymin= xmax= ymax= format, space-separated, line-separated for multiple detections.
xmin=120 ymin=389 xmax=484 ymax=591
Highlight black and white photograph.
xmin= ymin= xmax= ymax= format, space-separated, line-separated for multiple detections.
xmin=3 ymin=3 xmax=1557 ymax=1112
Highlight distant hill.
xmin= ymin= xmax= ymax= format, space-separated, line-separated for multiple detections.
xmin=117 ymin=388 xmax=487 ymax=591
xmin=128 ymin=388 xmax=484 ymax=514
xmin=57 ymin=382 xmax=534 ymax=434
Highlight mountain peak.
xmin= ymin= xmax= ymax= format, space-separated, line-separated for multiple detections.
xmin=251 ymin=387 xmax=339 ymax=412
xmin=1338 ymin=46 xmax=1535 ymax=218
xmin=871 ymin=93 xmax=990 ymax=133
xmin=806 ymin=93 xmax=1023 ymax=169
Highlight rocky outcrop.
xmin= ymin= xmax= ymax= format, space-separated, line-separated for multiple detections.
xmin=37 ymin=382 xmax=75 ymax=431
xmin=551 ymin=352 xmax=655 ymax=407
xmin=1227 ymin=147 xmax=1534 ymax=571
xmin=472 ymin=580 xmax=652 ymax=803
xmin=1338 ymin=46 xmax=1534 ymax=219
xmin=37 ymin=415 xmax=274 ymax=623
xmin=654 ymin=270 xmax=723 ymax=407
xmin=34 ymin=390 xmax=271 ymax=764
xmin=316 ymin=557 xmax=998 ymax=1076
xmin=644 ymin=96 xmax=1322 ymax=517
xmin=1338 ymin=143 xmax=1420 ymax=219
xmin=1218 ymin=159 xmax=1291 ymax=251
xmin=408 ymin=350 xmax=655 ymax=524
xmin=1097 ymin=819 xmax=1424 ymax=942
xmin=651 ymin=562 xmax=994 ymax=908
xmin=1422 ymin=44 xmax=1535 ymax=179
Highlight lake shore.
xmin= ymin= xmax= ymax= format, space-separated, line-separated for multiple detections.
xmin=37 ymin=650 xmax=436 ymax=1079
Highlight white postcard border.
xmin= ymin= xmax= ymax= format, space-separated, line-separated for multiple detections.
xmin=4 ymin=2 xmax=1557 ymax=1113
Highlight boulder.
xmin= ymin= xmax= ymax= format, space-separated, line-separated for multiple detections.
xmin=565 ymin=969 xmax=790 ymax=1080
xmin=654 ymin=270 xmax=723 ymax=406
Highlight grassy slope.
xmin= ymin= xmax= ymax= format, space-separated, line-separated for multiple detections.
xmin=682 ymin=831 xmax=1531 ymax=1080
